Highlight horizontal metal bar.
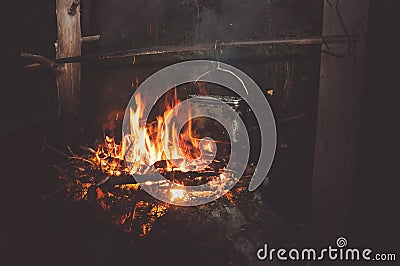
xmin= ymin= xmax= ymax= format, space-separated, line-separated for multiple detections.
xmin=54 ymin=35 xmax=355 ymax=64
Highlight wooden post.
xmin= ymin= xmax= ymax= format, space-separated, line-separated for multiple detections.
xmin=310 ymin=0 xmax=369 ymax=247
xmin=55 ymin=0 xmax=81 ymax=116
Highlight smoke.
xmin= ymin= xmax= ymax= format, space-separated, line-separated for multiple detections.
xmin=92 ymin=0 xmax=272 ymax=51
xmin=197 ymin=0 xmax=268 ymax=42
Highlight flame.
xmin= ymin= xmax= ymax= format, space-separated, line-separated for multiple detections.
xmin=57 ymin=86 xmax=251 ymax=237
xmin=88 ymin=89 xmax=217 ymax=183
xmin=170 ymin=188 xmax=186 ymax=202
xmin=122 ymin=90 xmax=213 ymax=175
xmin=83 ymin=89 xmax=239 ymax=206
xmin=90 ymin=135 xmax=127 ymax=178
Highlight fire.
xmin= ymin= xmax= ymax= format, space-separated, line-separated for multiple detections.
xmin=122 ymin=90 xmax=212 ymax=175
xmin=90 ymin=135 xmax=127 ymax=178
xmin=170 ymin=188 xmax=186 ymax=202
xmin=55 ymin=84 xmax=251 ymax=237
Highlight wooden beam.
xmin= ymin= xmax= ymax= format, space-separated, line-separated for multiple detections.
xmin=310 ymin=0 xmax=369 ymax=247
xmin=55 ymin=0 xmax=82 ymax=116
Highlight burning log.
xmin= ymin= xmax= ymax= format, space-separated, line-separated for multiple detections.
xmin=51 ymin=147 xmax=282 ymax=264
xmin=48 ymin=130 xmax=259 ymax=236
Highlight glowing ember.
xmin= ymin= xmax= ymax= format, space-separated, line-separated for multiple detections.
xmin=55 ymin=132 xmax=247 ymax=237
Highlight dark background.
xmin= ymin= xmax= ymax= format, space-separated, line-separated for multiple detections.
xmin=1 ymin=0 xmax=399 ymax=265
xmin=350 ymin=0 xmax=399 ymax=253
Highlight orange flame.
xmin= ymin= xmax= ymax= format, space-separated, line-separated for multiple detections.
xmin=122 ymin=90 xmax=213 ymax=175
